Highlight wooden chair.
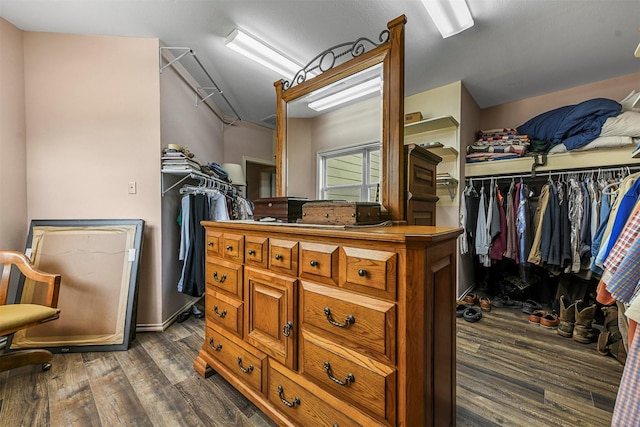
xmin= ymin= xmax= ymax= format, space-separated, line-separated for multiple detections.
xmin=0 ymin=250 xmax=61 ymax=372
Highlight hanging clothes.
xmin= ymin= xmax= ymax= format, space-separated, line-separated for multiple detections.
xmin=504 ymin=181 xmax=518 ymax=260
xmin=475 ymin=185 xmax=490 ymax=265
xmin=489 ymin=184 xmax=507 ymax=260
xmin=182 ymin=194 xmax=210 ymax=297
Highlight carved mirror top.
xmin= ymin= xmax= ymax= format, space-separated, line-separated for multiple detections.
xmin=275 ymin=15 xmax=406 ymax=220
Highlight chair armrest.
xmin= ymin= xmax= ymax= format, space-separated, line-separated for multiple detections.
xmin=1 ymin=251 xmax=61 ymax=308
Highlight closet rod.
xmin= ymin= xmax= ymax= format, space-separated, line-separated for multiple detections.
xmin=161 ymin=171 xmax=235 ymax=196
xmin=467 ymin=164 xmax=640 ymax=183
xmin=159 ymin=47 xmax=241 ymax=122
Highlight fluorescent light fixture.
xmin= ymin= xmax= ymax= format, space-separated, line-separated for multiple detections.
xmin=308 ymin=77 xmax=382 ymax=112
xmin=225 ymin=28 xmax=301 ymax=77
xmin=421 ymin=0 xmax=474 ymax=38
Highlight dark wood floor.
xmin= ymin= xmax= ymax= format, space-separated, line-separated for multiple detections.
xmin=0 ymin=307 xmax=624 ymax=426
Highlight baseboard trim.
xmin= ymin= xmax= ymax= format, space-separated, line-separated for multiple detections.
xmin=135 ymin=299 xmax=197 ymax=332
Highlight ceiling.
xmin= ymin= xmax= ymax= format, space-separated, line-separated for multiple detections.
xmin=1 ymin=0 xmax=639 ymax=129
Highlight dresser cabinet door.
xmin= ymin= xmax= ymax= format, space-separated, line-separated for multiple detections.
xmin=245 ymin=267 xmax=297 ymax=370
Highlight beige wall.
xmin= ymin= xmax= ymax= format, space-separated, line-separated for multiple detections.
xmin=224 ymin=120 xmax=274 ymax=165
xmin=159 ymin=53 xmax=226 ymax=326
xmin=23 ymin=32 xmax=163 ymax=326
xmin=480 ymin=72 xmax=640 ymax=131
xmin=0 ymin=18 xmax=27 ymax=251
xmin=2 ymin=24 xmax=274 ymax=330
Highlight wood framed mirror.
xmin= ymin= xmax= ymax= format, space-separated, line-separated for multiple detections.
xmin=274 ymin=15 xmax=406 ymax=220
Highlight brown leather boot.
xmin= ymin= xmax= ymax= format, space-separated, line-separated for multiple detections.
xmin=573 ymin=299 xmax=598 ymax=343
xmin=597 ymin=305 xmax=627 ymax=365
xmin=557 ymin=295 xmax=576 ymax=338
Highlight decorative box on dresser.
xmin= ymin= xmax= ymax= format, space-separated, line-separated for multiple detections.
xmin=194 ymin=220 xmax=462 ymax=427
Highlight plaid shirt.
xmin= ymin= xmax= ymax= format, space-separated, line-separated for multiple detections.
xmin=605 ymin=205 xmax=640 ymax=274
xmin=612 ymin=326 xmax=640 ymax=425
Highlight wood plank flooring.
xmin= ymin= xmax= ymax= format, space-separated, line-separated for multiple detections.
xmin=0 ymin=306 xmax=624 ymax=426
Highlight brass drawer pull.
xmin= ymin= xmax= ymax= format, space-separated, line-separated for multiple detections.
xmin=248 ymin=249 xmax=256 ymax=255
xmin=324 ymin=307 xmax=355 ymax=328
xmin=309 ymin=260 xmax=318 ymax=267
xmin=213 ymin=305 xmax=227 ymax=318
xmin=282 ymin=321 xmax=293 ymax=337
xmin=323 ymin=361 xmax=355 ymax=386
xmin=213 ymin=272 xmax=227 ymax=283
xmin=275 ymin=254 xmax=283 ymax=261
xmin=237 ymin=356 xmax=254 ymax=374
xmin=208 ymin=337 xmax=222 ymax=351
xmin=358 ymin=269 xmax=367 ymax=277
xmin=277 ymin=385 xmax=300 ymax=407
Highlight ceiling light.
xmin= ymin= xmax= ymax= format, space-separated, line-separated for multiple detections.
xmin=308 ymin=78 xmax=382 ymax=112
xmin=421 ymin=0 xmax=474 ymax=38
xmin=225 ymin=28 xmax=301 ymax=78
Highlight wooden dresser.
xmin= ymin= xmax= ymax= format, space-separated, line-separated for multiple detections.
xmin=194 ymin=221 xmax=461 ymax=427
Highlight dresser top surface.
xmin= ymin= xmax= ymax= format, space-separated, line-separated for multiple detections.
xmin=202 ymin=220 xmax=462 ymax=243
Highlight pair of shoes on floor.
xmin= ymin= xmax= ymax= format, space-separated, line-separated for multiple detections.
xmin=493 ymin=295 xmax=523 ymax=309
xmin=557 ymin=295 xmax=598 ymax=343
xmin=529 ymin=310 xmax=560 ymax=328
xmin=462 ymin=292 xmax=491 ymax=311
xmin=177 ymin=305 xmax=205 ymax=323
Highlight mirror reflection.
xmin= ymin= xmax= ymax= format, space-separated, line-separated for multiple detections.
xmin=285 ymin=63 xmax=383 ymax=201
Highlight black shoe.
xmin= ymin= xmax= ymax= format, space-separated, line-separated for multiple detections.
xmin=191 ymin=305 xmax=204 ymax=319
xmin=177 ymin=310 xmax=191 ymax=323
xmin=463 ymin=307 xmax=482 ymax=323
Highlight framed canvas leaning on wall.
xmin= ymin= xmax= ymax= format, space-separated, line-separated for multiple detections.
xmin=8 ymin=219 xmax=144 ymax=353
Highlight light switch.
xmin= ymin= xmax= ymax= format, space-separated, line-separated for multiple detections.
xmin=128 ymin=181 xmax=137 ymax=194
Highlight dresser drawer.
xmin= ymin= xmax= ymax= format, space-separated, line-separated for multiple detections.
xmin=269 ymin=239 xmax=299 ymax=276
xmin=300 ymin=242 xmax=339 ymax=286
xmin=222 ymin=233 xmax=244 ymax=262
xmin=340 ymin=247 xmax=397 ymax=300
xmin=245 ymin=235 xmax=268 ymax=268
xmin=268 ymin=361 xmax=360 ymax=427
xmin=205 ymin=326 xmax=266 ymax=393
xmin=206 ymin=230 xmax=222 ymax=257
xmin=302 ymin=332 xmax=396 ymax=424
xmin=206 ymin=290 xmax=243 ymax=338
xmin=206 ymin=259 xmax=243 ymax=299
xmin=301 ymin=281 xmax=396 ymax=363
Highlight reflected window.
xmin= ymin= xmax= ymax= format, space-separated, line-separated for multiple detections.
xmin=318 ymin=142 xmax=380 ymax=202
